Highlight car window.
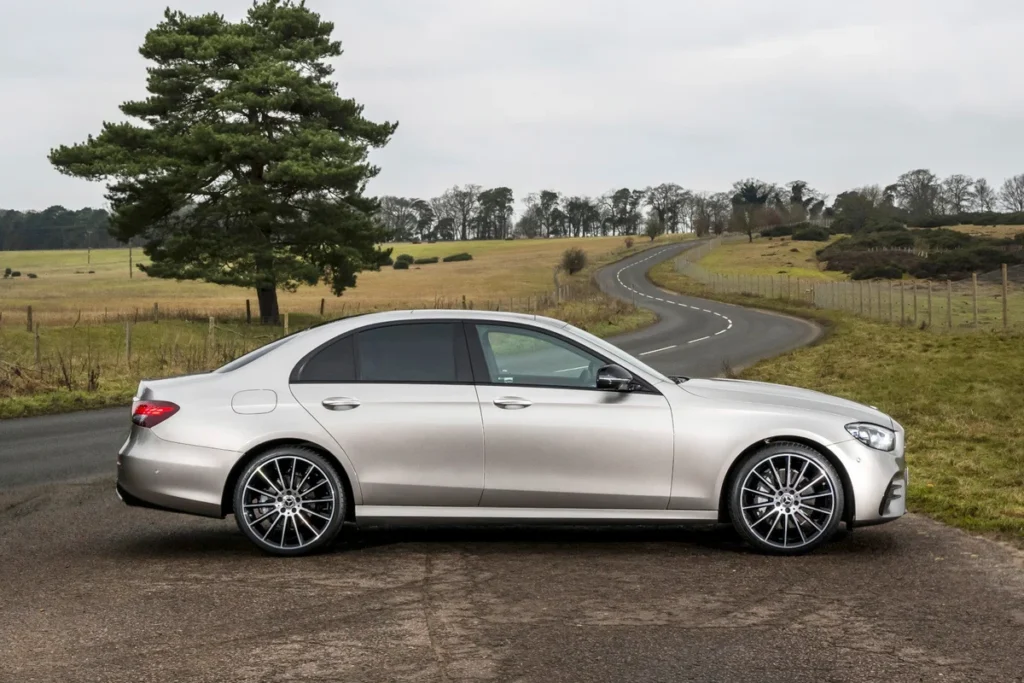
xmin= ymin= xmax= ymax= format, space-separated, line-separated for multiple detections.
xmin=562 ymin=323 xmax=672 ymax=384
xmin=356 ymin=323 xmax=460 ymax=383
xmin=474 ymin=324 xmax=603 ymax=388
xmin=294 ymin=334 xmax=356 ymax=382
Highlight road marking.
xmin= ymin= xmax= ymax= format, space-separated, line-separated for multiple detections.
xmin=688 ymin=336 xmax=711 ymax=344
xmin=639 ymin=345 xmax=677 ymax=356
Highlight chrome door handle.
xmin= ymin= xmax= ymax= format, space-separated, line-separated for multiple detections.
xmin=322 ymin=397 xmax=360 ymax=411
xmin=493 ymin=397 xmax=532 ymax=410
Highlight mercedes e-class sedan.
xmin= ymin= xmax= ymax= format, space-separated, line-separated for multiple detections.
xmin=117 ymin=310 xmax=907 ymax=556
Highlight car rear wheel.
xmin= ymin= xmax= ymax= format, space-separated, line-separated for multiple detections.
xmin=728 ymin=442 xmax=844 ymax=555
xmin=233 ymin=446 xmax=346 ymax=556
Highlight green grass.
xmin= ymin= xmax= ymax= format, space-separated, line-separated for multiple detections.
xmin=701 ymin=235 xmax=848 ymax=281
xmin=650 ymin=260 xmax=1024 ymax=544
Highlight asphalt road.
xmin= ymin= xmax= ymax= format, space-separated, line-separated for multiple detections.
xmin=1 ymin=244 xmax=1022 ymax=682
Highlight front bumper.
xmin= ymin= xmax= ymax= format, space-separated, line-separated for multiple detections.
xmin=117 ymin=425 xmax=240 ymax=518
xmin=829 ymin=436 xmax=908 ymax=527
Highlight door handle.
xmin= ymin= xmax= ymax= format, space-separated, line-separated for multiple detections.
xmin=493 ymin=397 xmax=532 ymax=410
xmin=322 ymin=397 xmax=360 ymax=411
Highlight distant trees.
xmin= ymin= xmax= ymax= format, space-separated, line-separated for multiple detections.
xmin=0 ymin=207 xmax=118 ymax=250
xmin=729 ymin=179 xmax=780 ymax=242
xmin=941 ymin=174 xmax=976 ymax=214
xmin=974 ymin=178 xmax=997 ymax=211
xmin=1000 ymin=174 xmax=1024 ymax=212
xmin=893 ymin=169 xmax=942 ymax=219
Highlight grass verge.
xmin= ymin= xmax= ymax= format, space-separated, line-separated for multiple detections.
xmin=650 ymin=260 xmax=1024 ymax=544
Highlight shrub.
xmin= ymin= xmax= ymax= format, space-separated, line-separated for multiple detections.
xmin=851 ymin=264 xmax=905 ymax=280
xmin=761 ymin=224 xmax=795 ymax=237
xmin=396 ymin=253 xmax=415 ymax=264
xmin=792 ymin=226 xmax=830 ymax=242
xmin=3 ymin=267 xmax=10 ymax=278
xmin=560 ymin=247 xmax=587 ymax=275
xmin=624 ymin=237 xmax=634 ymax=249
xmin=382 ymin=256 xmax=394 ymax=266
xmin=414 ymin=256 xmax=439 ymax=265
xmin=442 ymin=252 xmax=473 ymax=262
xmin=27 ymin=273 xmax=37 ymax=279
xmin=789 ymin=248 xmax=799 ymax=253
xmin=393 ymin=260 xmax=410 ymax=270
xmin=10 ymin=271 xmax=21 ymax=277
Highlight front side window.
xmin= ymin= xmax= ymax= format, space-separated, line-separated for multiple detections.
xmin=356 ymin=323 xmax=461 ymax=383
xmin=474 ymin=324 xmax=603 ymax=388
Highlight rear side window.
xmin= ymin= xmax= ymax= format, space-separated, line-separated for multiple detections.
xmin=356 ymin=323 xmax=462 ymax=383
xmin=294 ymin=335 xmax=355 ymax=382
xmin=291 ymin=322 xmax=470 ymax=383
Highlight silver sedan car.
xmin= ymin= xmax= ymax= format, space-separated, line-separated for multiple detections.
xmin=117 ymin=310 xmax=907 ymax=556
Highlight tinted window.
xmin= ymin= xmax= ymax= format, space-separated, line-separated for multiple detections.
xmin=295 ymin=335 xmax=356 ymax=382
xmin=474 ymin=324 xmax=603 ymax=388
xmin=356 ymin=323 xmax=460 ymax=383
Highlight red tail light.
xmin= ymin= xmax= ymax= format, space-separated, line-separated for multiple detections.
xmin=132 ymin=400 xmax=179 ymax=428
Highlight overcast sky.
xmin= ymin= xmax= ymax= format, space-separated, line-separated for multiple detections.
xmin=1 ymin=0 xmax=1023 ymax=211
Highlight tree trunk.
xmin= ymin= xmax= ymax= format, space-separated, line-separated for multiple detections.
xmin=256 ymin=286 xmax=280 ymax=325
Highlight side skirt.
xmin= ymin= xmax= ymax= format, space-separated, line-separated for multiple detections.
xmin=354 ymin=506 xmax=719 ymax=525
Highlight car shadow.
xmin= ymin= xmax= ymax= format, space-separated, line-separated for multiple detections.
xmin=114 ymin=520 xmax=897 ymax=560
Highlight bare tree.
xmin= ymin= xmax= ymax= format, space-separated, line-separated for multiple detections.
xmin=999 ymin=174 xmax=1024 ymax=212
xmin=377 ymin=196 xmax=419 ymax=241
xmin=448 ymin=184 xmax=481 ymax=241
xmin=941 ymin=174 xmax=976 ymax=214
xmin=974 ymin=178 xmax=997 ymax=212
xmin=645 ymin=183 xmax=691 ymax=233
xmin=894 ymin=169 xmax=941 ymax=218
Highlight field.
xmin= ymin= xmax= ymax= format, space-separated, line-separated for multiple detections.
xmin=0 ymin=235 xmax=684 ymax=326
xmin=650 ymin=259 xmax=1024 ymax=543
xmin=0 ymin=236 xmax=685 ymax=417
xmin=941 ymin=224 xmax=1024 ymax=238
xmin=699 ymin=235 xmax=848 ymax=281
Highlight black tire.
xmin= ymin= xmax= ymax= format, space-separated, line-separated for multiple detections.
xmin=233 ymin=446 xmax=346 ymax=556
xmin=728 ymin=442 xmax=844 ymax=555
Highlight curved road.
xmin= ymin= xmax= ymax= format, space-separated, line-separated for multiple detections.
xmin=1 ymin=243 xmax=1023 ymax=683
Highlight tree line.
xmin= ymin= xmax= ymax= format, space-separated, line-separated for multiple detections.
xmin=0 ymin=206 xmax=123 ymax=251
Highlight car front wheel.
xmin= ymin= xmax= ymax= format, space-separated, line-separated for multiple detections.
xmin=728 ymin=442 xmax=844 ymax=555
xmin=233 ymin=446 xmax=346 ymax=556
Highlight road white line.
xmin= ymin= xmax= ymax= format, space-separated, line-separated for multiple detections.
xmin=687 ymin=336 xmax=711 ymax=344
xmin=639 ymin=345 xmax=677 ymax=356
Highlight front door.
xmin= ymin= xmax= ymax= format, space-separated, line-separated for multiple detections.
xmin=468 ymin=322 xmax=674 ymax=509
xmin=290 ymin=321 xmax=484 ymax=507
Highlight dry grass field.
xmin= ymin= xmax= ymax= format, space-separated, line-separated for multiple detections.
xmin=0 ymin=235 xmax=686 ymax=326
xmin=941 ymin=224 xmax=1024 ymax=238
xmin=699 ymin=235 xmax=848 ymax=281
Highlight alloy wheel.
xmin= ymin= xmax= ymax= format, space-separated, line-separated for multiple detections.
xmin=239 ymin=455 xmax=338 ymax=552
xmin=738 ymin=452 xmax=837 ymax=551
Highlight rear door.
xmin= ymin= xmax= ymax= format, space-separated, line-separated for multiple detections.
xmin=468 ymin=322 xmax=675 ymax=509
xmin=290 ymin=321 xmax=484 ymax=507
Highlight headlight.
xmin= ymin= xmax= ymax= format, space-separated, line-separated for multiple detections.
xmin=845 ymin=423 xmax=896 ymax=452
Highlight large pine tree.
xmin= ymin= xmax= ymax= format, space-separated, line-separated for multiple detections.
xmin=49 ymin=0 xmax=397 ymax=322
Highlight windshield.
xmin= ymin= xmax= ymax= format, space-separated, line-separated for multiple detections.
xmin=562 ymin=323 xmax=672 ymax=384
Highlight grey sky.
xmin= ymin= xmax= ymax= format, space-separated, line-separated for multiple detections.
xmin=1 ymin=0 xmax=1022 ymax=210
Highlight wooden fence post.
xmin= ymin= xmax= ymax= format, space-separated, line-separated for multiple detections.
xmin=26 ymin=305 xmax=33 ymax=333
xmin=912 ymin=281 xmax=918 ymax=324
xmin=319 ymin=298 xmax=325 ymax=318
xmin=876 ymin=281 xmax=882 ymax=320
xmin=34 ymin=323 xmax=41 ymax=368
xmin=900 ymin=282 xmax=905 ymax=324
xmin=245 ymin=299 xmax=252 ymax=325
xmin=927 ymin=281 xmax=933 ymax=328
xmin=283 ymin=312 xmax=290 ymax=335
xmin=208 ymin=316 xmax=215 ymax=359
xmin=946 ymin=280 xmax=953 ymax=328
xmin=972 ymin=273 xmax=979 ymax=328
xmin=1002 ymin=264 xmax=1009 ymax=329
xmin=859 ymin=281 xmax=864 ymax=315
xmin=125 ymin=322 xmax=132 ymax=368
xmin=889 ymin=281 xmax=894 ymax=322
xmin=462 ymin=294 xmax=467 ymax=310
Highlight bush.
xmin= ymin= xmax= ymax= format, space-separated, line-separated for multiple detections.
xmin=3 ymin=267 xmax=10 ymax=278
xmin=27 ymin=273 xmax=37 ymax=279
xmin=442 ymin=252 xmax=473 ymax=262
xmin=396 ymin=253 xmax=415 ymax=264
xmin=624 ymin=237 xmax=634 ymax=249
xmin=851 ymin=264 xmax=905 ymax=280
xmin=10 ymin=271 xmax=21 ymax=277
xmin=792 ymin=226 xmax=830 ymax=242
xmin=560 ymin=247 xmax=587 ymax=275
xmin=382 ymin=256 xmax=394 ymax=266
xmin=393 ymin=260 xmax=410 ymax=270
xmin=414 ymin=256 xmax=439 ymax=265
xmin=761 ymin=224 xmax=795 ymax=238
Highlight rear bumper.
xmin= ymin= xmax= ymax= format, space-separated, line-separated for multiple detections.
xmin=117 ymin=426 xmax=240 ymax=518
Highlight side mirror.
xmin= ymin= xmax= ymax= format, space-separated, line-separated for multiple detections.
xmin=596 ymin=364 xmax=633 ymax=392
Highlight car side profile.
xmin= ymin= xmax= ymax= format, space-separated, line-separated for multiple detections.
xmin=117 ymin=310 xmax=907 ymax=556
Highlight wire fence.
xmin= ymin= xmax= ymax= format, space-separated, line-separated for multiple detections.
xmin=676 ymin=236 xmax=1022 ymax=331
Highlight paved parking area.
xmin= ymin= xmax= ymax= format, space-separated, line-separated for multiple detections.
xmin=1 ymin=478 xmax=1022 ymax=682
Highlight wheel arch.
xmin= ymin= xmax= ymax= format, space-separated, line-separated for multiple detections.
xmin=716 ymin=436 xmax=855 ymax=527
xmin=221 ymin=439 xmax=357 ymax=522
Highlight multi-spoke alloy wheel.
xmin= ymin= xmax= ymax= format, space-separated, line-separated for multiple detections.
xmin=729 ymin=443 xmax=844 ymax=555
xmin=233 ymin=447 xmax=345 ymax=556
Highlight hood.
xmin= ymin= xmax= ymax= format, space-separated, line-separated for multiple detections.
xmin=681 ymin=378 xmax=893 ymax=427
